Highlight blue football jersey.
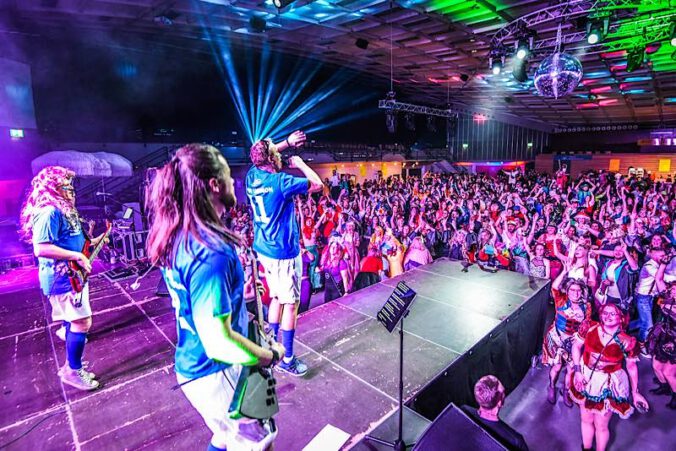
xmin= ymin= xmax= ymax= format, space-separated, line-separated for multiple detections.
xmin=245 ymin=166 xmax=308 ymax=259
xmin=162 ymin=233 xmax=249 ymax=380
xmin=32 ymin=206 xmax=86 ymax=296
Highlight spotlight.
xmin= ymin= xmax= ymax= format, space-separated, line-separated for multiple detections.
xmin=249 ymin=16 xmax=266 ymax=33
xmin=488 ymin=50 xmax=504 ymax=75
xmin=587 ymin=27 xmax=601 ymax=44
xmin=515 ymin=38 xmax=530 ymax=60
xmin=586 ymin=18 xmax=609 ymax=45
xmin=273 ymin=0 xmax=294 ymax=8
xmin=626 ymin=46 xmax=645 ymax=72
xmin=491 ymin=59 xmax=502 ymax=75
xmin=355 ymin=38 xmax=369 ymax=50
xmin=513 ymin=59 xmax=528 ymax=83
xmin=386 ymin=112 xmax=397 ymax=133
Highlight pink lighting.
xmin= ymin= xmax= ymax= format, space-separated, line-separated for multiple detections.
xmin=590 ymin=86 xmax=613 ymax=94
xmin=610 ymin=63 xmax=627 ymax=72
xmin=598 ymin=99 xmax=618 ymax=106
xmin=576 ymin=103 xmax=599 ymax=109
xmin=473 ymin=114 xmax=488 ymax=123
xmin=600 ymin=50 xmax=627 ymax=59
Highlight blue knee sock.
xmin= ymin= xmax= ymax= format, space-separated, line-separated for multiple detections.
xmin=66 ymin=331 xmax=87 ymax=370
xmin=207 ymin=443 xmax=226 ymax=451
xmin=270 ymin=323 xmax=280 ymax=341
xmin=281 ymin=329 xmax=295 ymax=361
xmin=63 ymin=321 xmax=71 ymax=333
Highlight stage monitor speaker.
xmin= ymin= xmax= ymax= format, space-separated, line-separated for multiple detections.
xmin=412 ymin=403 xmax=507 ymax=451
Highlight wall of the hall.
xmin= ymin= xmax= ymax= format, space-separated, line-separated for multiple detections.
xmin=535 ymin=153 xmax=676 ymax=179
xmin=449 ymin=113 xmax=549 ymax=162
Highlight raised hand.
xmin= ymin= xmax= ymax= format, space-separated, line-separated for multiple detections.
xmin=287 ymin=130 xmax=307 ymax=148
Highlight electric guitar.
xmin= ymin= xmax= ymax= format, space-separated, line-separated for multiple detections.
xmin=228 ymin=250 xmax=279 ymax=420
xmin=68 ymin=221 xmax=112 ymax=293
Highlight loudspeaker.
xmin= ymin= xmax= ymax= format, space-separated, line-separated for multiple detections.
xmin=412 ymin=404 xmax=506 ymax=451
xmin=355 ymin=38 xmax=369 ymax=50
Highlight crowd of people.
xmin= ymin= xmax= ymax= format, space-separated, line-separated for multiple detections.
xmin=224 ymin=161 xmax=676 ymax=451
xmin=22 ymin=134 xmax=675 ymax=451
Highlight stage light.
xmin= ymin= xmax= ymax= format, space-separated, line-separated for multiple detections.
xmin=249 ymin=16 xmax=266 ymax=33
xmin=386 ymin=111 xmax=397 ymax=133
xmin=355 ymin=38 xmax=369 ymax=50
xmin=626 ymin=46 xmax=645 ymax=72
xmin=273 ymin=0 xmax=294 ymax=8
xmin=587 ymin=28 xmax=601 ymax=44
xmin=586 ymin=18 xmax=609 ymax=45
xmin=490 ymin=56 xmax=503 ymax=75
xmin=515 ymin=39 xmax=529 ymax=60
xmin=513 ymin=59 xmax=528 ymax=83
xmin=9 ymin=129 xmax=24 ymax=139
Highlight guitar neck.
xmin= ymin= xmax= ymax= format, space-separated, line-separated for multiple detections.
xmin=249 ymin=251 xmax=267 ymax=334
xmin=88 ymin=228 xmax=111 ymax=263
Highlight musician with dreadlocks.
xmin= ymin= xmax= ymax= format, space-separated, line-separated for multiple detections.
xmin=20 ymin=166 xmax=106 ymax=390
xmin=146 ymin=144 xmax=285 ymax=451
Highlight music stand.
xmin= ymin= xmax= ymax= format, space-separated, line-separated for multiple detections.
xmin=365 ymin=281 xmax=417 ymax=450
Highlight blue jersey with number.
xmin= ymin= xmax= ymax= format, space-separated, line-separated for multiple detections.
xmin=162 ymin=233 xmax=249 ymax=380
xmin=32 ymin=206 xmax=86 ymax=296
xmin=245 ymin=166 xmax=308 ymax=259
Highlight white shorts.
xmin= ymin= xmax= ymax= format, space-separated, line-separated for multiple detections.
xmin=257 ymin=253 xmax=301 ymax=305
xmin=177 ymin=367 xmax=277 ymax=451
xmin=48 ymin=285 xmax=91 ymax=322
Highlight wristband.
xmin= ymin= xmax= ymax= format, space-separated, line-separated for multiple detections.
xmin=573 ymin=364 xmax=581 ymax=373
xmin=285 ymin=138 xmax=292 ymax=149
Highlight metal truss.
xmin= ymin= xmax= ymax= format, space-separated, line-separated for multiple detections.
xmin=378 ymin=100 xmax=457 ymax=118
xmin=490 ymin=0 xmax=669 ymax=47
xmin=529 ymin=12 xmax=675 ymax=53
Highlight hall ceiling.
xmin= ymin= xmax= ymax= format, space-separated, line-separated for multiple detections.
xmin=4 ymin=0 xmax=676 ymax=129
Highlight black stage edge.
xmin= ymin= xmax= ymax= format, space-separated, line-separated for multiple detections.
xmin=296 ymin=257 xmax=550 ymax=449
xmin=408 ymin=272 xmax=550 ymax=419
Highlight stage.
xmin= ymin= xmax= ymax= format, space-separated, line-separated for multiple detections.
xmin=0 ymin=258 xmax=554 ymax=449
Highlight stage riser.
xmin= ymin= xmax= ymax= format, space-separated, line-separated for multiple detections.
xmin=408 ymin=284 xmax=549 ymax=419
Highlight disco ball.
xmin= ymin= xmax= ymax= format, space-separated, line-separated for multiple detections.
xmin=534 ymin=52 xmax=583 ymax=99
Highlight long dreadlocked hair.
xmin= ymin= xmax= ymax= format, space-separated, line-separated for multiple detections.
xmin=145 ymin=144 xmax=244 ymax=267
xmin=19 ymin=166 xmax=77 ymax=243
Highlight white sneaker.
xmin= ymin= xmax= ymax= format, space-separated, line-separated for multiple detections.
xmin=58 ymin=363 xmax=96 ymax=379
xmin=60 ymin=367 xmax=100 ymax=391
xmin=55 ymin=326 xmax=66 ymax=341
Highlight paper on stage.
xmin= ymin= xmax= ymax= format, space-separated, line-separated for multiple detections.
xmin=302 ymin=424 xmax=351 ymax=451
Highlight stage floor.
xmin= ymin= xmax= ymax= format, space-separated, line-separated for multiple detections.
xmin=0 ymin=260 xmax=673 ymax=450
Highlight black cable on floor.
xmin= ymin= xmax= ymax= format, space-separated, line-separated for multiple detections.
xmin=0 ymin=411 xmax=60 ymax=449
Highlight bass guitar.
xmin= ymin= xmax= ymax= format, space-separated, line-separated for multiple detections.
xmin=68 ymin=221 xmax=112 ymax=293
xmin=228 ymin=249 xmax=279 ymax=420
